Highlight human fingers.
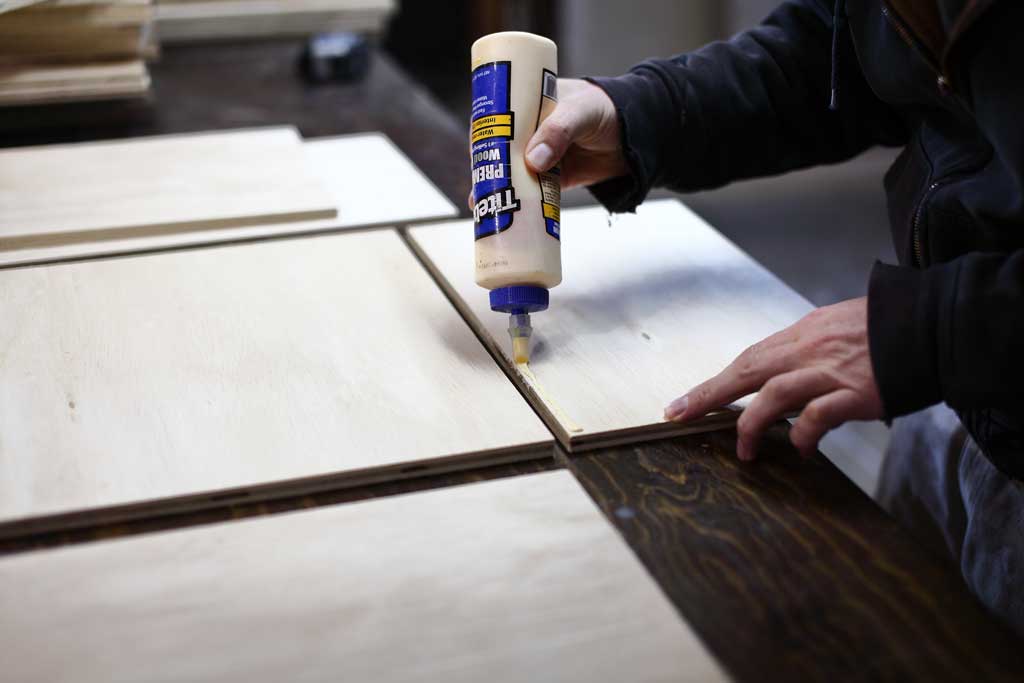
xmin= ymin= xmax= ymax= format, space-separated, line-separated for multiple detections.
xmin=734 ymin=368 xmax=837 ymax=461
xmin=788 ymin=388 xmax=864 ymax=457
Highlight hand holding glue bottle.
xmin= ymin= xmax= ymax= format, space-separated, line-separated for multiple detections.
xmin=470 ymin=32 xmax=626 ymax=364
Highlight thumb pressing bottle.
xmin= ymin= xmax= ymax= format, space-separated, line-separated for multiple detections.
xmin=470 ymin=31 xmax=561 ymax=364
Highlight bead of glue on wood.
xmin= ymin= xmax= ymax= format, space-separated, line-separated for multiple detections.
xmin=470 ymin=32 xmax=562 ymax=365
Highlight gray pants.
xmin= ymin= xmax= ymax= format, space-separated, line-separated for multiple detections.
xmin=878 ymin=404 xmax=1024 ymax=636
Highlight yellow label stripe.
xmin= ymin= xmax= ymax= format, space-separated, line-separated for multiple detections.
xmin=471 ymin=114 xmax=512 ymax=133
xmin=471 ymin=125 xmax=512 ymax=142
xmin=542 ymin=204 xmax=560 ymax=221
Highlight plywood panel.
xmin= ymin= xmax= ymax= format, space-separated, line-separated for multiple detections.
xmin=0 ymin=471 xmax=726 ymax=683
xmin=0 ymin=229 xmax=551 ymax=536
xmin=0 ymin=133 xmax=456 ymax=268
xmin=0 ymin=127 xmax=336 ymax=250
xmin=408 ymin=200 xmax=815 ymax=450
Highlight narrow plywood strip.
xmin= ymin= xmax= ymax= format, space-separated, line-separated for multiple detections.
xmin=0 ymin=127 xmax=337 ymax=250
xmin=0 ymin=133 xmax=456 ymax=269
xmin=156 ymin=0 xmax=395 ymax=41
xmin=0 ymin=471 xmax=727 ymax=683
xmin=407 ymin=200 xmax=812 ymax=451
xmin=516 ymin=361 xmax=583 ymax=433
xmin=0 ymin=60 xmax=150 ymax=105
xmin=0 ymin=229 xmax=551 ymax=537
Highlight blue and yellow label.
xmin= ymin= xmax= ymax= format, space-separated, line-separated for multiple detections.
xmin=537 ymin=69 xmax=560 ymax=240
xmin=471 ymin=61 xmax=519 ymax=240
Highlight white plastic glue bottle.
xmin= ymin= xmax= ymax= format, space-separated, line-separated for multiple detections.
xmin=470 ymin=32 xmax=560 ymax=364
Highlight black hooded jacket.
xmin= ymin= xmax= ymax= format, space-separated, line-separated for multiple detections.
xmin=585 ymin=0 xmax=1024 ymax=479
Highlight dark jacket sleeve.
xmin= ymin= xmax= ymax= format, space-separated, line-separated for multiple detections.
xmin=867 ymin=3 xmax=1024 ymax=418
xmin=582 ymin=0 xmax=907 ymax=213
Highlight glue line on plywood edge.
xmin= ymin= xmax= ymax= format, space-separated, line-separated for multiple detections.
xmin=398 ymin=229 xmax=575 ymax=450
xmin=514 ymin=362 xmax=583 ymax=435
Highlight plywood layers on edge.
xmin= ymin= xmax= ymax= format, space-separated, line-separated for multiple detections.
xmin=408 ymin=200 xmax=816 ymax=450
xmin=0 ymin=229 xmax=551 ymax=536
xmin=0 ymin=0 xmax=155 ymax=103
xmin=0 ymin=59 xmax=149 ymax=105
xmin=0 ymin=127 xmax=337 ymax=251
xmin=0 ymin=133 xmax=456 ymax=268
xmin=0 ymin=472 xmax=726 ymax=683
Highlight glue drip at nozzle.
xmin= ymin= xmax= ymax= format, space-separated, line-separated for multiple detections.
xmin=509 ymin=313 xmax=532 ymax=364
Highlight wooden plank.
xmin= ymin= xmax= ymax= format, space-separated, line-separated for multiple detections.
xmin=0 ymin=0 xmax=151 ymax=27
xmin=407 ymin=200 xmax=816 ymax=451
xmin=0 ymin=59 xmax=146 ymax=87
xmin=0 ymin=471 xmax=725 ymax=683
xmin=0 ymin=60 xmax=149 ymax=105
xmin=0 ymin=127 xmax=337 ymax=250
xmin=156 ymin=0 xmax=394 ymax=42
xmin=0 ymin=229 xmax=552 ymax=537
xmin=0 ymin=133 xmax=457 ymax=268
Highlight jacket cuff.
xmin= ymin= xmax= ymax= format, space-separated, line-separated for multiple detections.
xmin=584 ymin=68 xmax=681 ymax=213
xmin=867 ymin=261 xmax=944 ymax=418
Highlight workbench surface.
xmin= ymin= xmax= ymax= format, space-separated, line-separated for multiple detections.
xmin=1 ymin=41 xmax=1021 ymax=681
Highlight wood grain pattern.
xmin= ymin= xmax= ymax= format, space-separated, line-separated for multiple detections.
xmin=567 ymin=428 xmax=1024 ymax=681
xmin=408 ymin=200 xmax=815 ymax=450
xmin=0 ymin=133 xmax=457 ymax=268
xmin=0 ymin=471 xmax=724 ymax=683
xmin=0 ymin=127 xmax=336 ymax=250
xmin=0 ymin=229 xmax=551 ymax=537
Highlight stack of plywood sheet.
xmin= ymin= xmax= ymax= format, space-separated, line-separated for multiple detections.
xmin=0 ymin=0 xmax=155 ymax=106
xmin=156 ymin=0 xmax=395 ymax=42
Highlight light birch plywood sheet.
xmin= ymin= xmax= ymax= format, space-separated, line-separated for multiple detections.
xmin=408 ymin=199 xmax=816 ymax=451
xmin=0 ymin=471 xmax=727 ymax=683
xmin=0 ymin=229 xmax=551 ymax=537
xmin=0 ymin=133 xmax=457 ymax=268
xmin=0 ymin=127 xmax=336 ymax=251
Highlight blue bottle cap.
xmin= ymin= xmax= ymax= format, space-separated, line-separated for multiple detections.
xmin=489 ymin=285 xmax=549 ymax=313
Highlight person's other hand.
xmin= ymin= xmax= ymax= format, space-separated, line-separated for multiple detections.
xmin=663 ymin=297 xmax=884 ymax=460
xmin=524 ymin=78 xmax=627 ymax=188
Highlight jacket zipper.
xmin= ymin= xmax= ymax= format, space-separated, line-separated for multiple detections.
xmin=880 ymin=4 xmax=943 ymax=78
xmin=911 ymin=181 xmax=943 ymax=266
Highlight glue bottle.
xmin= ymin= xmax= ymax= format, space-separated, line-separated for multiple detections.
xmin=470 ymin=32 xmax=561 ymax=364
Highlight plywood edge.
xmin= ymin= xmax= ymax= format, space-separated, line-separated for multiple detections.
xmin=0 ymin=123 xmax=302 ymax=155
xmin=0 ymin=218 xmax=373 ymax=270
xmin=0 ymin=206 xmax=339 ymax=250
xmin=0 ymin=440 xmax=554 ymax=545
xmin=566 ymin=411 xmax=741 ymax=451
